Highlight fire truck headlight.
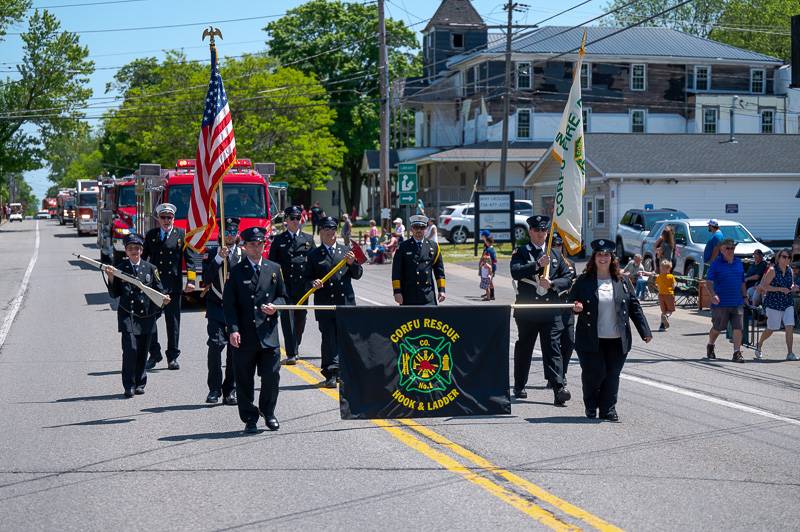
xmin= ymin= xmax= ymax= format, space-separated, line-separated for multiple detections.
xmin=81 ymin=214 xmax=91 ymax=220
xmin=113 ymin=227 xmax=131 ymax=236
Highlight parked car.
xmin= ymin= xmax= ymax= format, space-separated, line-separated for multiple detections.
xmin=641 ymin=218 xmax=773 ymax=277
xmin=35 ymin=210 xmax=50 ymax=219
xmin=438 ymin=200 xmax=533 ymax=244
xmin=615 ymin=208 xmax=688 ymax=261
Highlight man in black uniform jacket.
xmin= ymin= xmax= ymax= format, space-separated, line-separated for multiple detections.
xmin=202 ymin=216 xmax=241 ymax=405
xmin=144 ymin=203 xmax=195 ymax=370
xmin=510 ymin=215 xmax=573 ymax=405
xmin=105 ymin=234 xmax=170 ymax=398
xmin=306 ymin=216 xmax=362 ymax=388
xmin=392 ymin=215 xmax=446 ymax=305
xmin=223 ymin=226 xmax=287 ymax=434
xmin=268 ymin=206 xmax=314 ymax=365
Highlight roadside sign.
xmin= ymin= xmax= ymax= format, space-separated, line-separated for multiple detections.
xmin=271 ymin=181 xmax=289 ymax=188
xmin=398 ymin=192 xmax=416 ymax=206
xmin=474 ymin=191 xmax=515 ymax=255
xmin=397 ymin=163 xmax=417 ymax=194
xmin=725 ymin=203 xmax=738 ymax=214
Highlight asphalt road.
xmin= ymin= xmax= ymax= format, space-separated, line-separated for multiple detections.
xmin=1 ymin=219 xmax=798 ymax=531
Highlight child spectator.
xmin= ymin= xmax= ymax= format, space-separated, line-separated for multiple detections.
xmin=656 ymin=259 xmax=676 ymax=330
xmin=479 ymin=253 xmax=493 ymax=301
xmin=368 ymin=220 xmax=379 ymax=252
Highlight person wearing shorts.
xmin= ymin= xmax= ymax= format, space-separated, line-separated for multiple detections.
xmin=704 ymin=238 xmax=748 ymax=363
xmin=755 ymin=249 xmax=798 ymax=361
xmin=655 ymin=259 xmax=676 ymax=331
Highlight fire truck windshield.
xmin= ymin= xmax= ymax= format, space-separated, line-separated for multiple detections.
xmin=167 ymin=184 xmax=266 ymax=219
xmin=78 ymin=192 xmax=97 ymax=206
xmin=117 ymin=186 xmax=136 ymax=207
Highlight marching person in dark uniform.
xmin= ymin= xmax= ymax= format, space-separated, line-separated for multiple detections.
xmin=307 ymin=216 xmax=363 ymax=388
xmin=144 ymin=203 xmax=195 ymax=371
xmin=546 ymin=232 xmax=576 ymax=388
xmin=202 ymin=217 xmax=241 ymax=405
xmin=268 ymin=206 xmax=314 ymax=365
xmin=392 ymin=215 xmax=446 ymax=306
xmin=223 ymin=226 xmax=287 ymax=434
xmin=569 ymin=239 xmax=652 ymax=421
xmin=104 ymin=234 xmax=170 ymax=398
xmin=510 ymin=215 xmax=574 ymax=405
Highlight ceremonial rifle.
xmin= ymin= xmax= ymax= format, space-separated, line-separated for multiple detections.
xmin=72 ymin=253 xmax=169 ymax=308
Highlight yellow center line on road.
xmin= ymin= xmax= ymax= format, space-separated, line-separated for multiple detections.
xmin=281 ymin=359 xmax=578 ymax=531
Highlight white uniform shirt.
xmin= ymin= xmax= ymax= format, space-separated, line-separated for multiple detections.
xmin=597 ymin=278 xmax=620 ymax=339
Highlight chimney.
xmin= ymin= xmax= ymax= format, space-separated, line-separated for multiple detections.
xmin=793 ymin=15 xmax=800 ymax=88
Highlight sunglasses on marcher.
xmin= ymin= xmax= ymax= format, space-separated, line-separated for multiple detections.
xmin=288 ymin=215 xmax=301 ymax=221
xmin=159 ymin=215 xmax=174 ymax=220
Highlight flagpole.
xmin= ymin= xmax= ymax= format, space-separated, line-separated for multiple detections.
xmin=271 ymin=303 xmax=575 ymax=311
xmin=204 ymin=27 xmax=227 ymax=283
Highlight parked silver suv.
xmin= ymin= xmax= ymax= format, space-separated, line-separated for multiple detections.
xmin=641 ymin=218 xmax=773 ymax=277
xmin=438 ymin=200 xmax=533 ymax=244
xmin=615 ymin=208 xmax=687 ymax=261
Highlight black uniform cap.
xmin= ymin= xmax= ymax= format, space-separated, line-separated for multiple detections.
xmin=124 ymin=233 xmax=144 ymax=248
xmin=284 ymin=206 xmax=302 ymax=217
xmin=526 ymin=215 xmax=551 ymax=230
xmin=590 ymin=239 xmax=615 ymax=253
xmin=241 ymin=226 xmax=266 ymax=243
xmin=552 ymin=233 xmax=563 ymax=246
xmin=223 ymin=217 xmax=240 ymax=232
xmin=319 ymin=216 xmax=338 ymax=229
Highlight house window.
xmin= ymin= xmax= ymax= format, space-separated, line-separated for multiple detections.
xmin=630 ymin=109 xmax=646 ymax=133
xmin=631 ymin=64 xmax=646 ymax=91
xmin=581 ymin=62 xmax=591 ymax=90
xmin=702 ymin=107 xmax=718 ymax=133
xmin=595 ymin=196 xmax=605 ymax=226
xmin=517 ymin=108 xmax=532 ymax=139
xmin=694 ymin=65 xmax=710 ymax=91
xmin=582 ymin=107 xmax=591 ymax=132
xmin=750 ymin=69 xmax=765 ymax=94
xmin=760 ymin=109 xmax=775 ymax=133
xmin=516 ymin=62 xmax=531 ymax=90
xmin=451 ymin=33 xmax=464 ymax=49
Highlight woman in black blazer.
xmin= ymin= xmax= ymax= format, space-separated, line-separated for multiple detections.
xmin=569 ymin=239 xmax=652 ymax=421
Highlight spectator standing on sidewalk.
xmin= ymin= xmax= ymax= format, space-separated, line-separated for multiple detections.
xmin=479 ymin=230 xmax=497 ymax=300
xmin=479 ymin=253 xmax=493 ymax=300
xmin=341 ymin=214 xmax=352 ymax=246
xmin=623 ymin=254 xmax=650 ymax=300
xmin=755 ymin=249 xmax=798 ymax=361
xmin=424 ymin=218 xmax=438 ymax=243
xmin=655 ymin=259 xmax=676 ymax=331
xmin=704 ymin=238 xmax=748 ymax=363
xmin=655 ymin=225 xmax=676 ymax=265
xmin=703 ymin=219 xmax=724 ymax=276
xmin=393 ymin=218 xmax=405 ymax=243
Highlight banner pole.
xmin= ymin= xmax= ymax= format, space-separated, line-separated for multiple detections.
xmin=271 ymin=303 xmax=574 ymax=311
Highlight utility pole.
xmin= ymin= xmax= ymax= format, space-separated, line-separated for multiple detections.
xmin=498 ymin=2 xmax=528 ymax=191
xmin=378 ymin=0 xmax=391 ymax=233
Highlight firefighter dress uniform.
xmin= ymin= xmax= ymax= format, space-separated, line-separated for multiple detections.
xmin=223 ymin=227 xmax=287 ymax=433
xmin=510 ymin=215 xmax=574 ymax=405
xmin=306 ymin=216 xmax=363 ymax=386
xmin=391 ymin=215 xmax=446 ymax=305
xmin=268 ymin=206 xmax=314 ymax=364
xmin=202 ymin=217 xmax=242 ymax=405
xmin=143 ymin=203 xmax=191 ymax=370
xmin=106 ymin=234 xmax=165 ymax=397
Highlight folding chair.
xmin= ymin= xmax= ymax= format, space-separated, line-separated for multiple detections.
xmin=674 ymin=276 xmax=698 ymax=308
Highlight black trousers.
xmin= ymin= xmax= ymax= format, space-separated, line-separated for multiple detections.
xmin=233 ymin=343 xmax=280 ymax=424
xmin=206 ymin=318 xmax=235 ymax=396
xmin=552 ymin=311 xmax=574 ymax=379
xmin=514 ymin=316 xmax=565 ymax=391
xmin=149 ymin=294 xmax=181 ymax=361
xmin=577 ymin=338 xmax=627 ymax=415
xmin=317 ymin=315 xmax=339 ymax=379
xmin=121 ymin=331 xmax=151 ymax=390
xmin=279 ymin=308 xmax=307 ymax=358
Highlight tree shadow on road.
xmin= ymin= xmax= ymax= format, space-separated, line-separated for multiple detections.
xmin=87 ymin=370 xmax=120 ymax=376
xmin=280 ymin=383 xmax=321 ymax=391
xmin=141 ymin=404 xmax=219 ymax=414
xmin=44 ymin=418 xmax=135 ymax=428
xmin=159 ymin=429 xmax=255 ymax=441
xmin=53 ymin=232 xmax=82 ymax=238
xmin=525 ymin=416 xmax=602 ymax=425
xmin=54 ymin=393 xmax=126 ymax=402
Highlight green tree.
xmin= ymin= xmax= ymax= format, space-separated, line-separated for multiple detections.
xmin=0 ymin=0 xmax=30 ymax=41
xmin=100 ymin=52 xmax=343 ymax=190
xmin=710 ymin=0 xmax=793 ymax=61
xmin=602 ymin=0 xmax=725 ymax=37
xmin=264 ymin=0 xmax=420 ymax=213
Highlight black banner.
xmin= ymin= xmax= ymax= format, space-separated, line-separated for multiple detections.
xmin=337 ymin=306 xmax=511 ymax=419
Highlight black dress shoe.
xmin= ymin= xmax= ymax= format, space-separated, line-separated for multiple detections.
xmin=283 ymin=356 xmax=298 ymax=365
xmin=123 ymin=388 xmax=134 ymax=398
xmin=323 ymin=376 xmax=337 ymax=389
xmin=585 ymin=408 xmax=597 ymax=419
xmin=513 ymin=388 xmax=527 ymax=399
xmin=600 ymin=410 xmax=620 ymax=422
xmin=206 ymin=391 xmax=220 ymax=404
xmin=554 ymin=386 xmax=571 ymax=404
xmin=265 ymin=416 xmax=280 ymax=431
xmin=223 ymin=392 xmax=238 ymax=406
xmin=134 ymin=386 xmax=145 ymax=395
xmin=167 ymin=360 xmax=180 ymax=370
xmin=244 ymin=421 xmax=258 ymax=434
xmin=145 ymin=357 xmax=161 ymax=370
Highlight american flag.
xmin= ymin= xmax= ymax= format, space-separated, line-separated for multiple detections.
xmin=186 ymin=45 xmax=236 ymax=252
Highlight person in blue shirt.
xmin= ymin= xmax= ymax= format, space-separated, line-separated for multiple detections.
xmin=702 ymin=219 xmax=724 ymax=276
xmin=704 ymin=238 xmax=748 ymax=363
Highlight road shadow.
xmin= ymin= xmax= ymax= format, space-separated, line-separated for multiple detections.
xmin=55 ymin=393 xmax=126 ymax=402
xmin=140 ymin=404 xmax=219 ymax=414
xmin=84 ymin=292 xmax=112 ymax=305
xmin=82 ymin=242 xmax=99 ymax=249
xmin=280 ymin=383 xmax=319 ymax=391
xmin=45 ymin=418 xmax=135 ymax=429
xmin=87 ymin=370 xmax=120 ymax=376
xmin=512 ymin=399 xmax=556 ymax=407
xmin=68 ymin=259 xmax=98 ymax=271
xmin=159 ymin=430 xmax=258 ymax=441
xmin=53 ymin=232 xmax=81 ymax=238
xmin=525 ymin=416 xmax=602 ymax=425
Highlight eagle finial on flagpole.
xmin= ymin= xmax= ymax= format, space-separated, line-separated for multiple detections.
xmin=202 ymin=26 xmax=223 ymax=48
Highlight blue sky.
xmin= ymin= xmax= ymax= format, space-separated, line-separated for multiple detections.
xmin=1 ymin=0 xmax=608 ymax=200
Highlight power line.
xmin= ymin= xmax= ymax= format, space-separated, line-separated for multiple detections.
xmin=30 ymin=0 xmax=145 ymax=8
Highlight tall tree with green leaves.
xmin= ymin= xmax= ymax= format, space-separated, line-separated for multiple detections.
xmin=710 ymin=0 xmax=793 ymax=61
xmin=601 ymin=0 xmax=725 ymax=37
xmin=100 ymin=52 xmax=344 ymax=190
xmin=264 ymin=0 xmax=420 ymax=213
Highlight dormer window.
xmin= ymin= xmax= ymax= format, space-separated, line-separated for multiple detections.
xmin=451 ymin=32 xmax=464 ymax=49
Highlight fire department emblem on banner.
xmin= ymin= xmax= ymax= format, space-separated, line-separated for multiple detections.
xmin=397 ymin=334 xmax=453 ymax=394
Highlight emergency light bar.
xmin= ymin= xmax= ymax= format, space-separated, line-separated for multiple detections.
xmin=233 ymin=159 xmax=252 ymax=168
xmin=176 ymin=159 xmax=196 ymax=168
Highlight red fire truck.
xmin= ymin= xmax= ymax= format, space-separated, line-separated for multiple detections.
xmin=97 ymin=177 xmax=137 ymax=264
xmin=42 ymin=197 xmax=57 ymax=217
xmin=56 ymin=189 xmax=76 ymax=225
